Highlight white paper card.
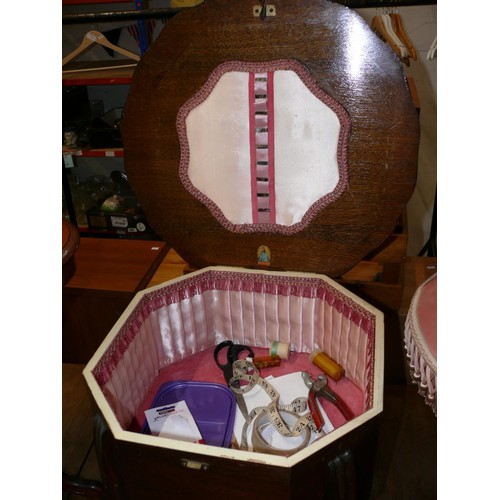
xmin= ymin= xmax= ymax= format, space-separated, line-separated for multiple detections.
xmin=145 ymin=400 xmax=204 ymax=443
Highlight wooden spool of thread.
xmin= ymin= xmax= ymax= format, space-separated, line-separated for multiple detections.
xmin=253 ymin=356 xmax=281 ymax=369
xmin=269 ymin=341 xmax=290 ymax=360
xmin=309 ymin=349 xmax=345 ymax=381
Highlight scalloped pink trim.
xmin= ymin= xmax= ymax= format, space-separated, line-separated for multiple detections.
xmin=176 ymin=59 xmax=351 ymax=234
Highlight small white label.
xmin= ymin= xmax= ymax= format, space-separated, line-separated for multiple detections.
xmin=110 ymin=216 xmax=128 ymax=228
xmin=63 ymin=153 xmax=74 ymax=169
xmin=145 ymin=401 xmax=203 ymax=443
xmin=105 ymin=150 xmax=116 ymax=157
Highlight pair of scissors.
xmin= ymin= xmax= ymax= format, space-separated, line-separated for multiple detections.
xmin=214 ymin=340 xmax=255 ymax=421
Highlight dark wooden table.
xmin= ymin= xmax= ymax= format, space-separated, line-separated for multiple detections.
xmin=62 ymin=238 xmax=168 ymax=364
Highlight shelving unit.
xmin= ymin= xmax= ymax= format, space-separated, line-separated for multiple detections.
xmin=62 ymin=1 xmax=156 ymax=238
xmin=63 ymin=0 xmax=130 ymax=4
xmin=60 ymin=2 xmax=208 ymax=239
xmin=62 ymin=61 xmax=159 ymax=238
xmin=64 ymin=146 xmax=124 ymax=158
xmin=62 ymin=63 xmax=135 ymax=84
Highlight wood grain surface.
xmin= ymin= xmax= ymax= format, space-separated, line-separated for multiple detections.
xmin=63 ymin=239 xmax=168 ymax=363
xmin=122 ymin=0 xmax=419 ymax=277
xmin=64 ymin=238 xmax=167 ymax=293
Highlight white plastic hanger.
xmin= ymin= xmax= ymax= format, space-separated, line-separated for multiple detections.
xmin=62 ymin=30 xmax=140 ymax=67
xmin=427 ymin=36 xmax=437 ymax=60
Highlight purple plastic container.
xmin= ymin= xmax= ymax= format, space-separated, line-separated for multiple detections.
xmin=142 ymin=381 xmax=236 ymax=448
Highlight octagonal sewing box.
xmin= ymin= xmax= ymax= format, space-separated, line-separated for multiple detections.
xmin=83 ymin=1 xmax=420 ymax=498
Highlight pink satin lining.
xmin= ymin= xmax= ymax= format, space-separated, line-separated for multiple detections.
xmin=249 ymin=71 xmax=276 ymax=224
xmin=92 ymin=270 xmax=376 ymax=429
xmin=177 ymin=59 xmax=351 ymax=234
xmin=249 ymin=72 xmax=258 ymax=223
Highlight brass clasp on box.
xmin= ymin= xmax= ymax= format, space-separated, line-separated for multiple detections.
xmin=180 ymin=459 xmax=210 ymax=471
xmin=253 ymin=3 xmax=276 ymax=20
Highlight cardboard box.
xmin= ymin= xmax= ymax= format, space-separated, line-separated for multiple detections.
xmin=86 ymin=207 xmax=155 ymax=237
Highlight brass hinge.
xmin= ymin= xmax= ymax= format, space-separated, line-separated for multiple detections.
xmin=253 ymin=4 xmax=276 ymax=19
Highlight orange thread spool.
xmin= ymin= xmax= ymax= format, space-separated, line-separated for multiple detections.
xmin=309 ymin=349 xmax=345 ymax=381
xmin=253 ymin=356 xmax=281 ymax=369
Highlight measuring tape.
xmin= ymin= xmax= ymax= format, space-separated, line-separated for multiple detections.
xmin=229 ymin=359 xmax=320 ymax=455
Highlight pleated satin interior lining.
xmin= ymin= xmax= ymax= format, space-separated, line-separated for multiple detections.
xmin=93 ymin=270 xmax=376 ymax=429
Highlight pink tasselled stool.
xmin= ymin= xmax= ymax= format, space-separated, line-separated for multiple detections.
xmin=404 ymin=274 xmax=437 ymax=415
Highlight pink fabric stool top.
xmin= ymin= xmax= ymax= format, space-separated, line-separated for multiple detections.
xmin=404 ymin=273 xmax=437 ymax=415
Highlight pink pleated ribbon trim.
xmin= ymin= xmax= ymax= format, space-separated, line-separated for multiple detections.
xmin=91 ymin=270 xmax=376 ymax=428
xmin=249 ymin=71 xmax=276 ymax=224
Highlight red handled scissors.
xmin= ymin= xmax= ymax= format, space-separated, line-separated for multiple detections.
xmin=302 ymin=372 xmax=354 ymax=431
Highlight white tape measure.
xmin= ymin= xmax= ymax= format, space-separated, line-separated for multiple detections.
xmin=229 ymin=359 xmax=320 ymax=455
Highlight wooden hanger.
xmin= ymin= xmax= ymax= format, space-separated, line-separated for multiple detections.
xmin=371 ymin=14 xmax=409 ymax=65
xmin=62 ymin=30 xmax=140 ymax=67
xmin=381 ymin=14 xmax=408 ymax=59
xmin=390 ymin=12 xmax=417 ymax=61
